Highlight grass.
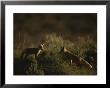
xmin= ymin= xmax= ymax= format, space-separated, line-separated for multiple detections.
xmin=14 ymin=33 xmax=97 ymax=75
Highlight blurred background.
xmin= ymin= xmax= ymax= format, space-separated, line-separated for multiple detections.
xmin=14 ymin=13 xmax=97 ymax=47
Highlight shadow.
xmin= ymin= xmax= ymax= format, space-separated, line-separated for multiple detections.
xmin=14 ymin=57 xmax=26 ymax=75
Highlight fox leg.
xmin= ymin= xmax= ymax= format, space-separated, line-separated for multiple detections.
xmin=37 ymin=50 xmax=41 ymax=56
xmin=70 ymin=59 xmax=72 ymax=65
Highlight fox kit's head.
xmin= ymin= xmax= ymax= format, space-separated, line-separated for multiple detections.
xmin=60 ymin=46 xmax=72 ymax=54
xmin=41 ymin=43 xmax=45 ymax=49
xmin=38 ymin=43 xmax=45 ymax=50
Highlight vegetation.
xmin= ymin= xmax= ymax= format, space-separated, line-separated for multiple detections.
xmin=14 ymin=33 xmax=97 ymax=75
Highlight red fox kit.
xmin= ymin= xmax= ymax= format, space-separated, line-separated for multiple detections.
xmin=20 ymin=43 xmax=45 ymax=59
xmin=60 ymin=46 xmax=92 ymax=69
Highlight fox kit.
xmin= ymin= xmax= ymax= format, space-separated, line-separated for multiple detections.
xmin=60 ymin=46 xmax=92 ymax=69
xmin=21 ymin=43 xmax=45 ymax=59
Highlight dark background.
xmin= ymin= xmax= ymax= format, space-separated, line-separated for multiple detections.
xmin=14 ymin=13 xmax=97 ymax=46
